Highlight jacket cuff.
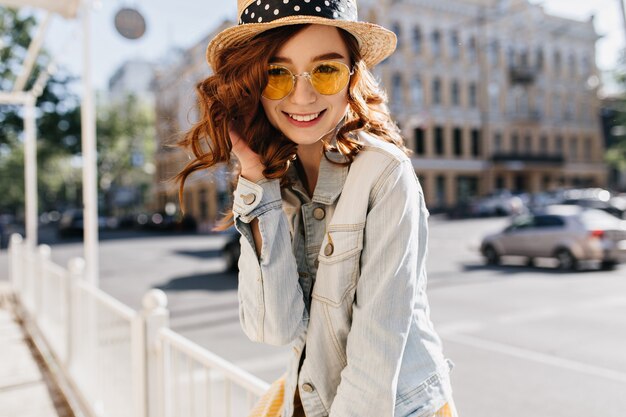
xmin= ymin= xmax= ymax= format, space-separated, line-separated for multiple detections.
xmin=232 ymin=176 xmax=282 ymax=223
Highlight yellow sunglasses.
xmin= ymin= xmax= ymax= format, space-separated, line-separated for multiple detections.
xmin=262 ymin=61 xmax=354 ymax=100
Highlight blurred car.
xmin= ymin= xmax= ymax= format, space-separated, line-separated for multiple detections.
xmin=58 ymin=209 xmax=108 ymax=238
xmin=471 ymin=190 xmax=527 ymax=217
xmin=558 ymin=188 xmax=626 ymax=219
xmin=222 ymin=227 xmax=240 ymax=272
xmin=480 ymin=205 xmax=626 ymax=270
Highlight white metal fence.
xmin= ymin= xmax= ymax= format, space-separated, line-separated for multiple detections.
xmin=8 ymin=233 xmax=269 ymax=417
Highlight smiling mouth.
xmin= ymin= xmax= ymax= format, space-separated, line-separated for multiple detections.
xmin=284 ymin=110 xmax=326 ymax=122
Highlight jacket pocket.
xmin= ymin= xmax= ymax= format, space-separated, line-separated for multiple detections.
xmin=312 ymin=225 xmax=364 ymax=307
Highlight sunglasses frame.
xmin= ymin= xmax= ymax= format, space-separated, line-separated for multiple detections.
xmin=262 ymin=60 xmax=355 ymax=100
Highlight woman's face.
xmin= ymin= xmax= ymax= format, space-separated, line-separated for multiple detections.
xmin=260 ymin=25 xmax=351 ymax=147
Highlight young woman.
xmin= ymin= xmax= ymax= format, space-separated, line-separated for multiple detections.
xmin=177 ymin=1 xmax=457 ymax=416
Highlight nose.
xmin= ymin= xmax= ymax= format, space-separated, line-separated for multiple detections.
xmin=288 ymin=74 xmax=317 ymax=105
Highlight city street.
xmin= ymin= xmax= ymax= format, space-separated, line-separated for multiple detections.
xmin=1 ymin=216 xmax=625 ymax=417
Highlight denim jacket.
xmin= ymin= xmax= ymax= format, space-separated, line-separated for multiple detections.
xmin=232 ymin=132 xmax=454 ymax=417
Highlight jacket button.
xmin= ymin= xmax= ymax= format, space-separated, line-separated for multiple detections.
xmin=324 ymin=243 xmax=334 ymax=256
xmin=301 ymin=383 xmax=314 ymax=393
xmin=313 ymin=207 xmax=325 ymax=220
xmin=241 ymin=193 xmax=256 ymax=205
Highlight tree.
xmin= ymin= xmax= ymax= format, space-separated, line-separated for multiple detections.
xmin=96 ymin=94 xmax=156 ymax=216
xmin=0 ymin=7 xmax=82 ymax=214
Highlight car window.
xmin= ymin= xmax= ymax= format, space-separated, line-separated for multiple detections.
xmin=506 ymin=216 xmax=534 ymax=231
xmin=534 ymin=215 xmax=565 ymax=228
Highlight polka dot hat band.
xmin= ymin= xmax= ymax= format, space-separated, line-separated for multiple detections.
xmin=239 ymin=0 xmax=357 ymax=24
xmin=206 ymin=0 xmax=397 ymax=69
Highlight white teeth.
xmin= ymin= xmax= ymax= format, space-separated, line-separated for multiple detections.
xmin=288 ymin=112 xmax=321 ymax=122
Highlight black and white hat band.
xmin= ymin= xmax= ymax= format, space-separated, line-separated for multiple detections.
xmin=239 ymin=0 xmax=358 ymax=25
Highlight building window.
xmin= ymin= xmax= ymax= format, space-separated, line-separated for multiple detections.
xmin=392 ymin=73 xmax=403 ymax=107
xmin=555 ymin=135 xmax=563 ymax=155
xmin=450 ymin=30 xmax=460 ymax=59
xmin=489 ymin=39 xmax=499 ymax=66
xmin=392 ymin=22 xmax=402 ymax=49
xmin=490 ymin=84 xmax=500 ymax=113
xmin=414 ymin=127 xmax=425 ymax=155
xmin=540 ymin=135 xmax=548 ymax=153
xmin=433 ymin=77 xmax=442 ymax=105
xmin=582 ymin=55 xmax=591 ymax=76
xmin=451 ymin=80 xmax=460 ymax=106
xmin=520 ymin=49 xmax=529 ymax=67
xmin=494 ymin=132 xmax=502 ymax=152
xmin=553 ymin=50 xmax=561 ymax=74
xmin=469 ymin=82 xmax=477 ymax=107
xmin=585 ymin=137 xmax=592 ymax=162
xmin=507 ymin=46 xmax=515 ymax=66
xmin=436 ymin=175 xmax=446 ymax=208
xmin=512 ymin=132 xmax=520 ymax=153
xmin=524 ymin=134 xmax=532 ymax=153
xmin=412 ymin=26 xmax=422 ymax=54
xmin=453 ymin=128 xmax=463 ymax=156
xmin=411 ymin=76 xmax=424 ymax=106
xmin=536 ymin=47 xmax=544 ymax=71
xmin=431 ymin=29 xmax=441 ymax=57
xmin=471 ymin=129 xmax=481 ymax=157
xmin=552 ymin=94 xmax=561 ymax=121
xmin=568 ymin=53 xmax=577 ymax=77
xmin=457 ymin=176 xmax=479 ymax=203
xmin=434 ymin=126 xmax=444 ymax=155
xmin=570 ymin=136 xmax=578 ymax=161
xmin=199 ymin=189 xmax=208 ymax=220
xmin=468 ymin=36 xmax=477 ymax=62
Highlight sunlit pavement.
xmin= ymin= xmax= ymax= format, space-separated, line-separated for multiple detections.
xmin=0 ymin=216 xmax=624 ymax=417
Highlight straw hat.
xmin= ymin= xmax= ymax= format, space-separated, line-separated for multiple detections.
xmin=206 ymin=0 xmax=397 ymax=69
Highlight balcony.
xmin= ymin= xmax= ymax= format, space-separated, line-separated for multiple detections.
xmin=491 ymin=152 xmax=564 ymax=165
xmin=509 ymin=65 xmax=537 ymax=85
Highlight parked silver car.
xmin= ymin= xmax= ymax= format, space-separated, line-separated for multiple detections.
xmin=480 ymin=205 xmax=626 ymax=270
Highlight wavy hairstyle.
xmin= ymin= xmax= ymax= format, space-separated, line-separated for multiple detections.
xmin=175 ymin=24 xmax=408 ymax=228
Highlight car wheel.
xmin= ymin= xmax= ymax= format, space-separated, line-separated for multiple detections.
xmin=601 ymin=260 xmax=616 ymax=271
xmin=483 ymin=245 xmax=500 ymax=265
xmin=555 ymin=249 xmax=577 ymax=271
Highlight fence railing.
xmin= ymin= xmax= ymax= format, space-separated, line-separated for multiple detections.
xmin=8 ymin=233 xmax=269 ymax=417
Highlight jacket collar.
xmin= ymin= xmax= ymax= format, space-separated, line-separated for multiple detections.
xmin=287 ymin=149 xmax=349 ymax=205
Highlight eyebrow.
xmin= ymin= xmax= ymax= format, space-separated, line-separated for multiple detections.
xmin=269 ymin=52 xmax=346 ymax=64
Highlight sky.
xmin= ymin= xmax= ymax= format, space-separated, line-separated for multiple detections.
xmin=29 ymin=0 xmax=626 ymax=92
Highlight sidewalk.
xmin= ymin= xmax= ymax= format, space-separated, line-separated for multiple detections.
xmin=0 ymin=284 xmax=73 ymax=417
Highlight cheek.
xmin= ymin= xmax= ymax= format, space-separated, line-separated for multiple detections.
xmin=260 ymin=98 xmax=280 ymax=129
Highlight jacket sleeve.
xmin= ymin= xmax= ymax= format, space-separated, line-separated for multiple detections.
xmin=329 ymin=160 xmax=428 ymax=416
xmin=232 ymin=176 xmax=307 ymax=346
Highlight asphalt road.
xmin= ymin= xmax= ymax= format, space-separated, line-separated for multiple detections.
xmin=1 ymin=216 xmax=625 ymax=417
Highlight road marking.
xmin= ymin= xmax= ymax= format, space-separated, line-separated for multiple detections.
xmin=444 ymin=333 xmax=626 ymax=384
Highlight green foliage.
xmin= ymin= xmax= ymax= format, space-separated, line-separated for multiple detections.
xmin=97 ymin=94 xmax=156 ymax=215
xmin=605 ymin=63 xmax=626 ymax=174
xmin=0 ymin=7 xmax=82 ymax=214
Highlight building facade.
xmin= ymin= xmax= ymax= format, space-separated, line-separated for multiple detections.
xmin=362 ymin=0 xmax=605 ymax=210
xmin=153 ymin=22 xmax=233 ymax=231
xmin=154 ymin=0 xmax=606 ymax=228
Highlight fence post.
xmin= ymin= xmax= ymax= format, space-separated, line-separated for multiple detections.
xmin=36 ymin=244 xmax=51 ymax=320
xmin=66 ymin=257 xmax=85 ymax=369
xmin=8 ymin=233 xmax=23 ymax=297
xmin=141 ymin=289 xmax=169 ymax=417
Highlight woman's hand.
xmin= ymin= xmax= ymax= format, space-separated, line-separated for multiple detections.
xmin=228 ymin=116 xmax=266 ymax=182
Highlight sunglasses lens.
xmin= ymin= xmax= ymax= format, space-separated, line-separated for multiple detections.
xmin=311 ymin=62 xmax=351 ymax=95
xmin=263 ymin=65 xmax=293 ymax=100
xmin=262 ymin=61 xmax=352 ymax=99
